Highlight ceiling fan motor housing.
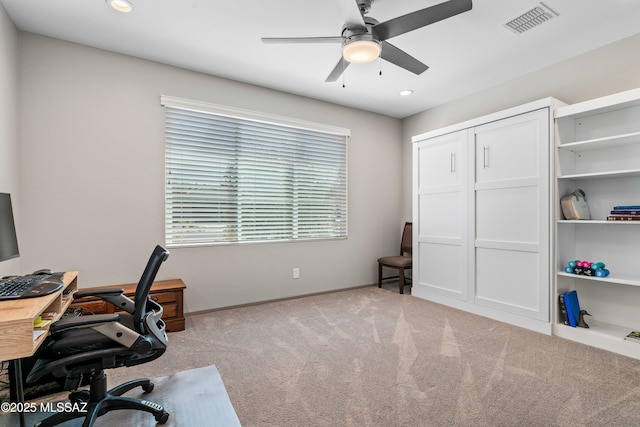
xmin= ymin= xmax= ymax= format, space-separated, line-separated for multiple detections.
xmin=341 ymin=16 xmax=382 ymax=64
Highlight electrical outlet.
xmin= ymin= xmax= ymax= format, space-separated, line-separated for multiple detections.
xmin=293 ymin=268 xmax=300 ymax=279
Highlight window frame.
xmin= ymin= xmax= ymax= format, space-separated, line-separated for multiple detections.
xmin=161 ymin=95 xmax=350 ymax=248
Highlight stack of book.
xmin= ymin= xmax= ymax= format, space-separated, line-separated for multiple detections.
xmin=607 ymin=205 xmax=640 ymax=221
xmin=558 ymin=290 xmax=581 ymax=327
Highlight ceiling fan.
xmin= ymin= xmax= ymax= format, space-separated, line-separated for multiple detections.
xmin=261 ymin=0 xmax=473 ymax=82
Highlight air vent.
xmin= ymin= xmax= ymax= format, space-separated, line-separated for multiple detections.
xmin=504 ymin=2 xmax=558 ymax=34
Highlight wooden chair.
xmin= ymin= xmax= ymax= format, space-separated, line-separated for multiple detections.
xmin=377 ymin=222 xmax=412 ymax=294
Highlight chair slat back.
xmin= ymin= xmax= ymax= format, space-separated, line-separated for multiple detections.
xmin=400 ymin=222 xmax=412 ymax=256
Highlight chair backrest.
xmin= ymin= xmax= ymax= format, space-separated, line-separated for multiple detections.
xmin=133 ymin=245 xmax=170 ymax=332
xmin=400 ymin=222 xmax=412 ymax=256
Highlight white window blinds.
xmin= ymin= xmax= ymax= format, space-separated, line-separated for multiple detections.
xmin=161 ymin=96 xmax=349 ymax=247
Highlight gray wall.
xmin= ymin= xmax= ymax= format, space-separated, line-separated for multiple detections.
xmin=15 ymin=33 xmax=402 ymax=313
xmin=401 ymin=32 xmax=640 ymax=220
xmin=0 ymin=6 xmax=19 ymax=278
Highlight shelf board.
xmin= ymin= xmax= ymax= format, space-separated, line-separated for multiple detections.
xmin=557 ymin=271 xmax=640 ymax=287
xmin=555 ymin=88 xmax=640 ymax=119
xmin=558 ymin=220 xmax=640 ymax=225
xmin=558 ymin=318 xmax=630 ymax=338
xmin=557 ymin=131 xmax=640 ymax=152
xmin=555 ymin=320 xmax=621 ymax=340
xmin=558 ymin=168 xmax=640 ymax=180
xmin=554 ymin=319 xmax=640 ymax=360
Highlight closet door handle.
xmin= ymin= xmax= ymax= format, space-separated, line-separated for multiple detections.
xmin=483 ymin=145 xmax=489 ymax=168
xmin=450 ymin=152 xmax=455 ymax=173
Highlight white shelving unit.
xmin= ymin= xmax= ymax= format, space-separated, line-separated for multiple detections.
xmin=554 ymin=87 xmax=640 ymax=359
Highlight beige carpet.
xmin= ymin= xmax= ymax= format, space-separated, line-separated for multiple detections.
xmin=0 ymin=365 xmax=240 ymax=426
xmin=148 ymin=285 xmax=640 ymax=427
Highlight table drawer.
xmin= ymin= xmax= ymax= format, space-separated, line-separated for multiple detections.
xmin=160 ymin=302 xmax=177 ymax=318
xmin=150 ymin=291 xmax=178 ymax=305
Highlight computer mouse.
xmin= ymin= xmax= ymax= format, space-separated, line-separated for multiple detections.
xmin=32 ymin=269 xmax=52 ymax=276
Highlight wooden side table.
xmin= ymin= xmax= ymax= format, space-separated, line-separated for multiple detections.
xmin=69 ymin=279 xmax=186 ymax=332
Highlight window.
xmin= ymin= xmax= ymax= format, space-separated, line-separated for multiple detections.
xmin=161 ymin=96 xmax=349 ymax=247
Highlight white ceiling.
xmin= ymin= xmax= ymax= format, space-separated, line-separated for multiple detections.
xmin=2 ymin=0 xmax=640 ymax=118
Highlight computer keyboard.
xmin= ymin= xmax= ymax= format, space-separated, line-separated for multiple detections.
xmin=0 ymin=273 xmax=63 ymax=300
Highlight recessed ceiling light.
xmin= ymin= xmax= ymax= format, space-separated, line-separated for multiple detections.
xmin=400 ymin=90 xmax=414 ymax=96
xmin=107 ymin=0 xmax=133 ymax=13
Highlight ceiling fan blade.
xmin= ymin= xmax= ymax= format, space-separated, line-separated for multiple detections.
xmin=325 ymin=57 xmax=351 ymax=82
xmin=335 ymin=0 xmax=366 ymax=31
xmin=373 ymin=0 xmax=472 ymax=41
xmin=381 ymin=41 xmax=428 ymax=75
xmin=262 ymin=36 xmax=344 ymax=44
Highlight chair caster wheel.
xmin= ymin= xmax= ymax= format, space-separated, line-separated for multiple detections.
xmin=156 ymin=411 xmax=170 ymax=424
xmin=142 ymin=382 xmax=155 ymax=393
xmin=69 ymin=390 xmax=89 ymax=403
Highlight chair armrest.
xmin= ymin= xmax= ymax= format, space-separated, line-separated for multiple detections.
xmin=51 ymin=313 xmax=120 ymax=334
xmin=73 ymin=287 xmax=124 ymax=299
xmin=73 ymin=288 xmax=135 ymax=314
xmin=49 ymin=313 xmax=149 ymax=354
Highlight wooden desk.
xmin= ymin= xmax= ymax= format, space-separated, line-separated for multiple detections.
xmin=0 ymin=271 xmax=78 ymax=362
xmin=0 ymin=272 xmax=78 ymax=427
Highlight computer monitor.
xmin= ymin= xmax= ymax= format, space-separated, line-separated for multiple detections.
xmin=0 ymin=193 xmax=19 ymax=262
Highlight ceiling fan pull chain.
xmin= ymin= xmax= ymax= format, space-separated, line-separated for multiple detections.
xmin=342 ymin=59 xmax=346 ymax=88
xmin=379 ymin=44 xmax=383 ymax=76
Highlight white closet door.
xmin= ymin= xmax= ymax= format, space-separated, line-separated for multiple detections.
xmin=473 ymin=109 xmax=550 ymax=321
xmin=414 ymin=130 xmax=469 ymax=301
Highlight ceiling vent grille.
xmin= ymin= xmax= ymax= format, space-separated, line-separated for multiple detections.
xmin=504 ymin=2 xmax=558 ymax=34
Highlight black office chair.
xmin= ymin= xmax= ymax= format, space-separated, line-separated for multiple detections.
xmin=27 ymin=245 xmax=171 ymax=427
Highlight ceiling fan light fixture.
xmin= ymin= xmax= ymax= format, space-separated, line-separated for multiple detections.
xmin=342 ymin=37 xmax=381 ymax=64
xmin=107 ymin=0 xmax=133 ymax=13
